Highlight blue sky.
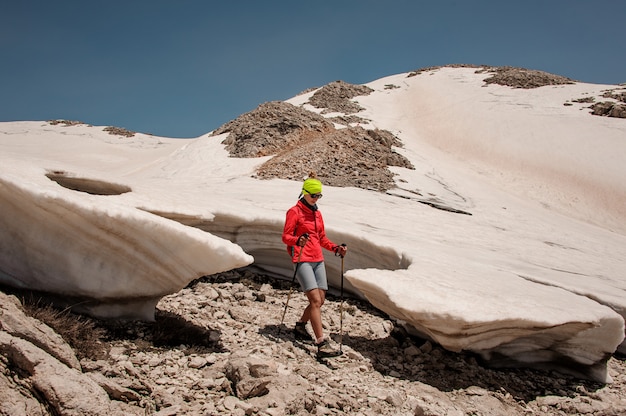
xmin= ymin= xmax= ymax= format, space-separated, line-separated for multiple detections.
xmin=1 ymin=1 xmax=625 ymax=138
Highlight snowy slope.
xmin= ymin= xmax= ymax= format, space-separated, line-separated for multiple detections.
xmin=1 ymin=66 xmax=625 ymax=381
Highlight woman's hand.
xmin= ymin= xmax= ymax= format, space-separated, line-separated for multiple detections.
xmin=335 ymin=244 xmax=347 ymax=257
xmin=297 ymin=233 xmax=309 ymax=247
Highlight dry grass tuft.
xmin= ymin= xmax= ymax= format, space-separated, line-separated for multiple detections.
xmin=20 ymin=295 xmax=108 ymax=360
xmin=14 ymin=289 xmax=221 ymax=360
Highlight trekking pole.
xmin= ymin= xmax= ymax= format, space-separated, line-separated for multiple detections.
xmin=336 ymin=244 xmax=347 ymax=353
xmin=279 ymin=234 xmax=307 ymax=334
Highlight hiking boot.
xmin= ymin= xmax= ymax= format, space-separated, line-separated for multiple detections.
xmin=293 ymin=322 xmax=310 ymax=342
xmin=316 ymin=338 xmax=341 ymax=358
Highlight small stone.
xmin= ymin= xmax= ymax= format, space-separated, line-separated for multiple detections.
xmin=419 ymin=341 xmax=433 ymax=354
xmin=188 ymin=356 xmax=208 ymax=369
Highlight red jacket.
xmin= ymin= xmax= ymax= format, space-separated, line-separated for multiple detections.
xmin=282 ymin=199 xmax=338 ymax=263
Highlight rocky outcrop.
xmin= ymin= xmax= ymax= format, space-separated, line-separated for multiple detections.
xmin=212 ymin=86 xmax=414 ymax=191
xmin=256 ymin=126 xmax=414 ymax=191
xmin=308 ymin=80 xmax=374 ymax=114
xmin=0 ymin=292 xmax=143 ymax=415
xmin=0 ymin=333 xmax=116 ymax=415
xmin=591 ymin=101 xmax=626 ymax=118
xmin=213 ymin=101 xmax=335 ymax=157
xmin=408 ymin=64 xmax=576 ymax=88
xmin=0 ymin=292 xmax=79 ymax=369
xmin=480 ymin=66 xmax=576 ymax=88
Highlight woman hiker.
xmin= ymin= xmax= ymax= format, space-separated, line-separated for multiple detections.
xmin=282 ymin=172 xmax=348 ymax=357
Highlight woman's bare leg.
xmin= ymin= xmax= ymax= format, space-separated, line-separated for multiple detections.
xmin=299 ymin=288 xmax=326 ymax=342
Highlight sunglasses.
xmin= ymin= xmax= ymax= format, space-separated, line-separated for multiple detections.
xmin=308 ymin=193 xmax=323 ymax=199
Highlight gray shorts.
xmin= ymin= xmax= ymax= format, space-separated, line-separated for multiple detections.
xmin=295 ymin=261 xmax=328 ymax=292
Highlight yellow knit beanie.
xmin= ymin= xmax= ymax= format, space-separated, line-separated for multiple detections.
xmin=302 ymin=177 xmax=322 ymax=195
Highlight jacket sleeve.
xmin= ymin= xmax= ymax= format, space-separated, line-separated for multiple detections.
xmin=282 ymin=207 xmax=300 ymax=247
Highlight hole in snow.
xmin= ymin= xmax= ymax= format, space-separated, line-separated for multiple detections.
xmin=46 ymin=170 xmax=131 ymax=195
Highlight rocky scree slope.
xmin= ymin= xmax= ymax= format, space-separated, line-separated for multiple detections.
xmin=2 ymin=272 xmax=626 ymax=415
